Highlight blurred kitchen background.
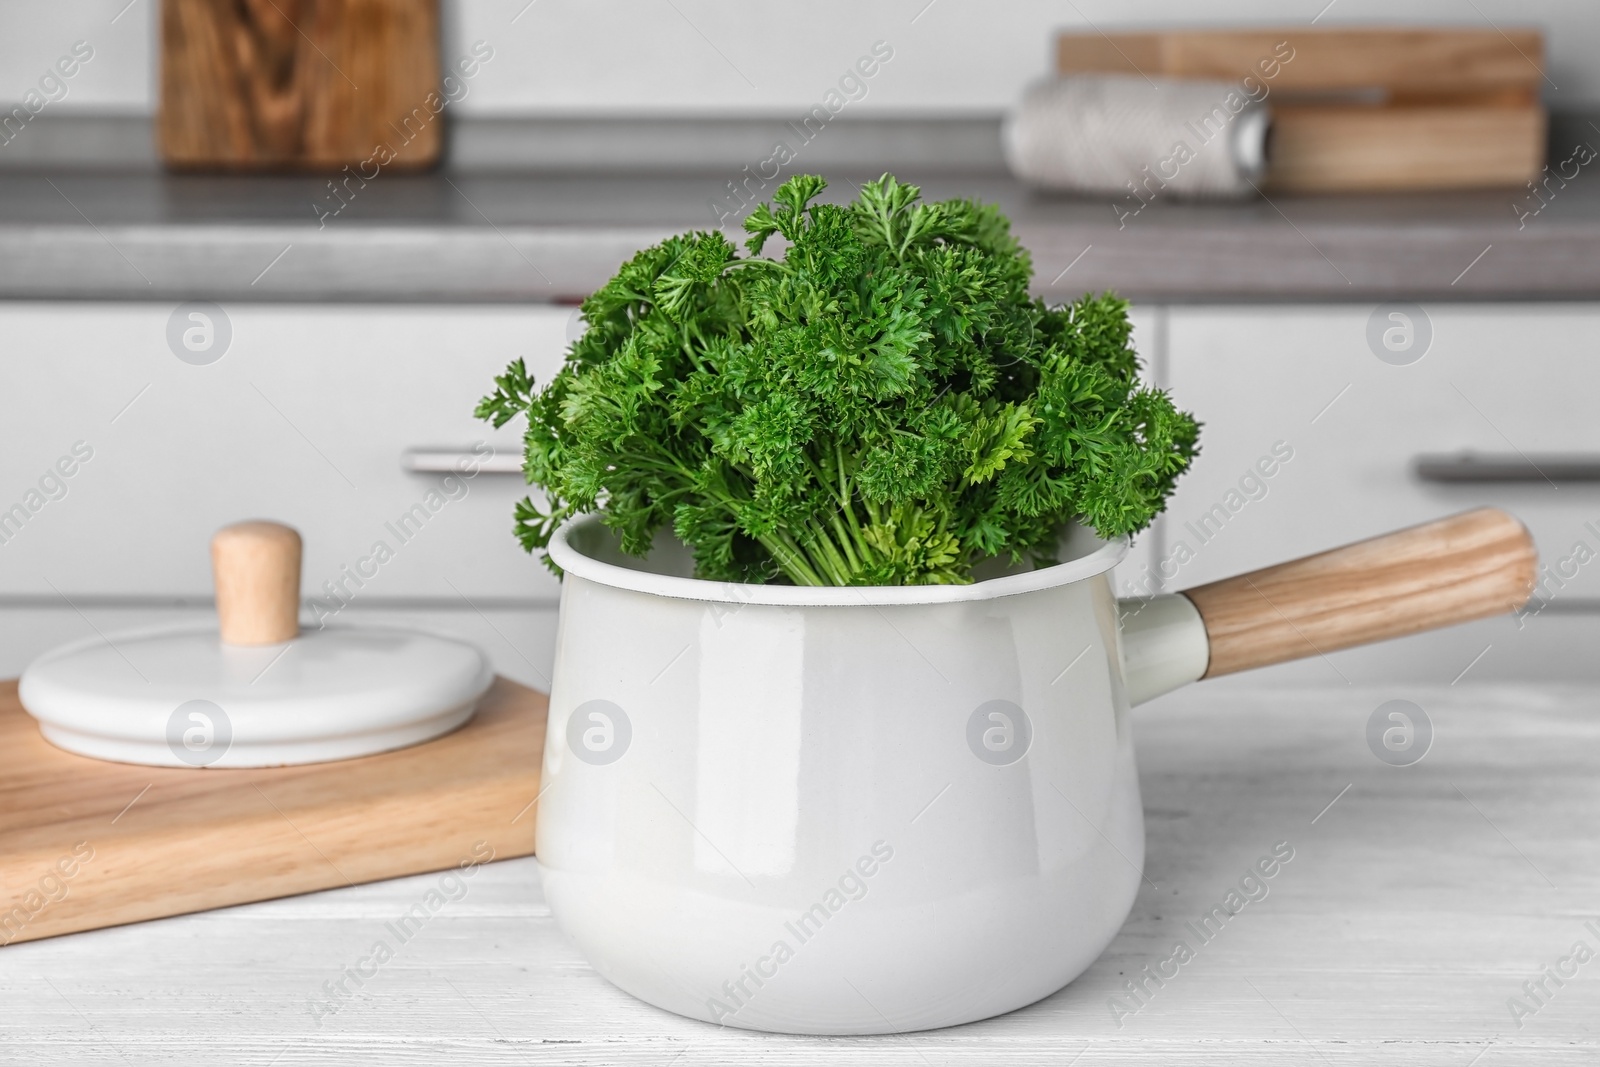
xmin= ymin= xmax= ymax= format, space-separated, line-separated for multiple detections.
xmin=3 ymin=0 xmax=1599 ymax=692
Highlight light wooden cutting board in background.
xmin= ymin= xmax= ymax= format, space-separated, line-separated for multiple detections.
xmin=0 ymin=678 xmax=542 ymax=946
xmin=1058 ymin=27 xmax=1548 ymax=192
xmin=159 ymin=0 xmax=442 ymax=170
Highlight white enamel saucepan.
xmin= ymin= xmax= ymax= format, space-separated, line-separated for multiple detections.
xmin=536 ymin=507 xmax=1535 ymax=1035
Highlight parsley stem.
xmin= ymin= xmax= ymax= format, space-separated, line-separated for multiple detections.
xmin=762 ymin=529 xmax=826 ymax=586
xmin=831 ymin=439 xmax=850 ymax=512
xmin=830 ymin=513 xmax=862 ymax=574
xmin=806 ymin=520 xmax=854 ymax=585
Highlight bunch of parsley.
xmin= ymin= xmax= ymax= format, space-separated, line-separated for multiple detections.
xmin=477 ymin=174 xmax=1198 ymax=586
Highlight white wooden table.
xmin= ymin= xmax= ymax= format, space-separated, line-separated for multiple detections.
xmin=4 ymin=681 xmax=1598 ymax=1065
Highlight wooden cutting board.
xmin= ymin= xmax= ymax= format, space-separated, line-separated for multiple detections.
xmin=0 ymin=677 xmax=543 ymax=947
xmin=1056 ymin=27 xmax=1547 ymax=193
xmin=159 ymin=0 xmax=441 ymax=170
xmin=1057 ymin=28 xmax=1545 ymax=97
xmin=1265 ymin=103 xmax=1545 ymax=193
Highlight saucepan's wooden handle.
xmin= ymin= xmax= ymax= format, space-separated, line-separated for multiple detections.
xmin=1180 ymin=507 xmax=1537 ymax=677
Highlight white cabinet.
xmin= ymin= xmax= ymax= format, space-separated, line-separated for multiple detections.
xmin=1157 ymin=305 xmax=1600 ymax=593
xmin=2 ymin=300 xmax=1594 ymax=686
xmin=1112 ymin=308 xmax=1162 ymax=598
xmin=1149 ymin=304 xmax=1600 ymax=682
xmin=0 ymin=303 xmax=574 ymax=601
xmin=0 ymin=302 xmax=577 ymax=683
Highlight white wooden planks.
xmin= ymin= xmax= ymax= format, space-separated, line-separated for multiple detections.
xmin=3 ymin=681 xmax=1596 ymax=1064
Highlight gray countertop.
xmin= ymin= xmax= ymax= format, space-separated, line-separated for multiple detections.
xmin=4 ymin=167 xmax=1595 ymax=304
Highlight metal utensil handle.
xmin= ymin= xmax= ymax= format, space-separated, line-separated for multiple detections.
xmin=402 ymin=448 xmax=523 ymax=474
xmin=1414 ymin=452 xmax=1600 ymax=483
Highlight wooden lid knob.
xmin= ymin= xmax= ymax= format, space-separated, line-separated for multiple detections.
xmin=212 ymin=521 xmax=302 ymax=646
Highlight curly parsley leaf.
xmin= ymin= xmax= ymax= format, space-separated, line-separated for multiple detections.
xmin=479 ymin=173 xmax=1199 ymax=586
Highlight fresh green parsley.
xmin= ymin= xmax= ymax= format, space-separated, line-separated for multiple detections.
xmin=477 ymin=174 xmax=1199 ymax=586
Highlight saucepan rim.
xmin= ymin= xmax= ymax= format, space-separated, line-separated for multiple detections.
xmin=548 ymin=513 xmax=1128 ymax=607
